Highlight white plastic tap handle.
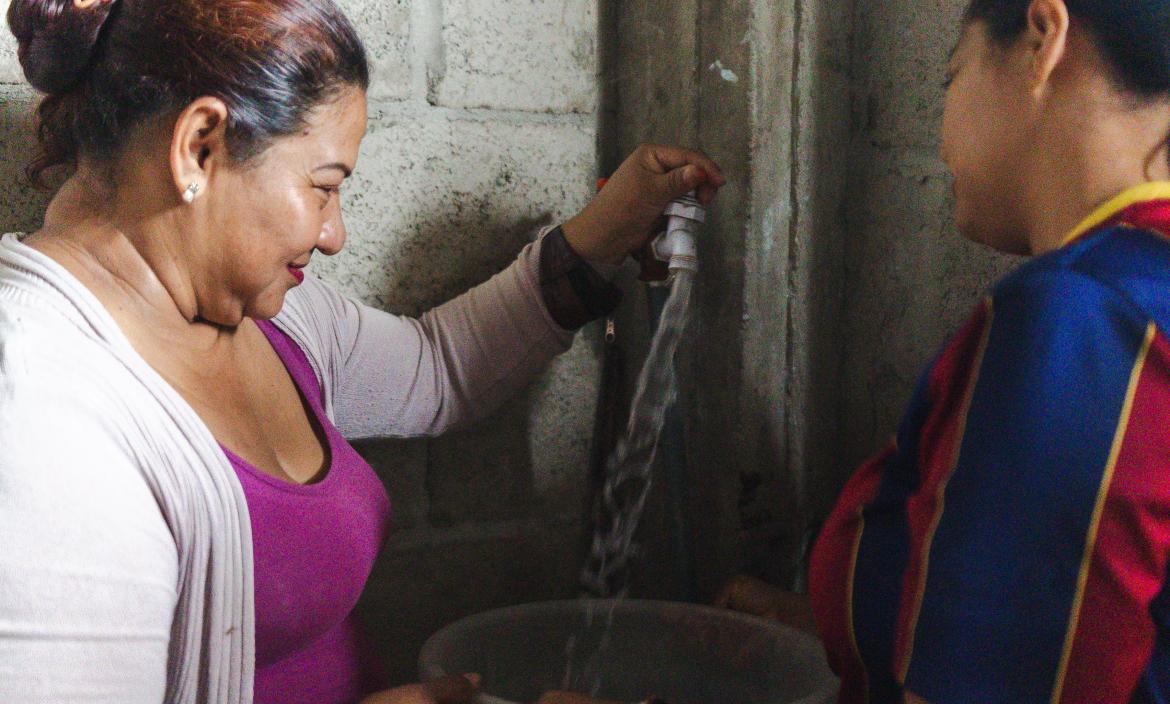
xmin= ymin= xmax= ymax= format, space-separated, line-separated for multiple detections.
xmin=663 ymin=192 xmax=706 ymax=224
xmin=651 ymin=191 xmax=705 ymax=273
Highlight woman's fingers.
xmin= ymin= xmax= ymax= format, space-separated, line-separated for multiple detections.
xmin=713 ymin=578 xmax=737 ymax=609
xmin=715 ymin=574 xmax=783 ymax=619
xmin=422 ymin=673 xmax=481 ymax=704
xmin=714 ymin=573 xmax=752 ymax=610
xmin=695 ymin=180 xmax=719 ymax=206
xmin=643 ymin=145 xmax=725 ymax=204
xmin=641 ymin=143 xmax=726 ymax=186
xmin=537 ymin=692 xmax=624 ymax=704
xmin=665 ymin=164 xmax=708 ymax=200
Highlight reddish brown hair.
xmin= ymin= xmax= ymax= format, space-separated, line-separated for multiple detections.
xmin=7 ymin=0 xmax=369 ymax=186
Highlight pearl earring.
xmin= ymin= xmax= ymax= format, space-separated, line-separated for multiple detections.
xmin=182 ymin=183 xmax=200 ymax=204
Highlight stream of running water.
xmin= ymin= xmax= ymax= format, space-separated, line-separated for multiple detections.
xmin=563 ymin=269 xmax=695 ymax=694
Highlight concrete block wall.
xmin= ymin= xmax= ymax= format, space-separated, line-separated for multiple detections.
xmin=744 ymin=0 xmax=853 ymax=582
xmin=0 ymin=0 xmax=600 ymax=684
xmin=0 ymin=21 xmax=20 ymax=84
xmin=0 ymin=86 xmax=48 ymax=232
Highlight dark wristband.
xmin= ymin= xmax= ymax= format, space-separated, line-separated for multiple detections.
xmin=538 ymin=226 xmax=624 ymax=330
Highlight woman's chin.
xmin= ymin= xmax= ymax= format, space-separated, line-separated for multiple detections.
xmin=206 ymin=290 xmax=285 ymax=326
xmin=243 ymin=296 xmax=287 ymax=323
xmin=954 ymin=206 xmax=1029 ymax=256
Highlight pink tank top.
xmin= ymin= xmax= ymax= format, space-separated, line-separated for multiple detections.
xmin=221 ymin=320 xmax=393 ymax=704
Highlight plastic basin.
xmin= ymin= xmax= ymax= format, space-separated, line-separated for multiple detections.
xmin=418 ymin=599 xmax=839 ymax=704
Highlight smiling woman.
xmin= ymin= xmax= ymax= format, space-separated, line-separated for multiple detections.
xmin=0 ymin=1 xmax=725 ymax=704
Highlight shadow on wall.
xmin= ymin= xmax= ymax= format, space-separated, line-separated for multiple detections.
xmin=736 ymin=394 xmax=809 ymax=589
xmin=348 ymin=211 xmax=595 ymax=684
xmin=370 ymin=207 xmax=554 ymax=316
xmin=354 ymin=508 xmax=584 ymax=685
xmin=0 ymin=88 xmax=53 ymax=234
xmin=360 ymin=209 xmax=553 ymax=525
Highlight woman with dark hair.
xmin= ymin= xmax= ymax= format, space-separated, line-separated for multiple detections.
xmin=0 ymin=1 xmax=724 ymax=703
xmin=720 ymin=0 xmax=1170 ymax=701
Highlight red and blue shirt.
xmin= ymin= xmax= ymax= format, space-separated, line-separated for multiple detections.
xmin=810 ymin=183 xmax=1170 ymax=703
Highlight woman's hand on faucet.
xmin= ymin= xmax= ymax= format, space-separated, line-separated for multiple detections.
xmin=562 ymin=144 xmax=725 ymax=265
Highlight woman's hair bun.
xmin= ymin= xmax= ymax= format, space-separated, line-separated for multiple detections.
xmin=6 ymin=0 xmax=119 ymax=95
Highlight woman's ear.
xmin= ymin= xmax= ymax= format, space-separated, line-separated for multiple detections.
xmin=169 ymin=97 xmax=230 ymax=205
xmin=1024 ymin=0 xmax=1071 ymax=96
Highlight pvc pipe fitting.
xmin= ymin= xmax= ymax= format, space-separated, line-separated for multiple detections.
xmin=651 ymin=192 xmax=705 ymax=273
